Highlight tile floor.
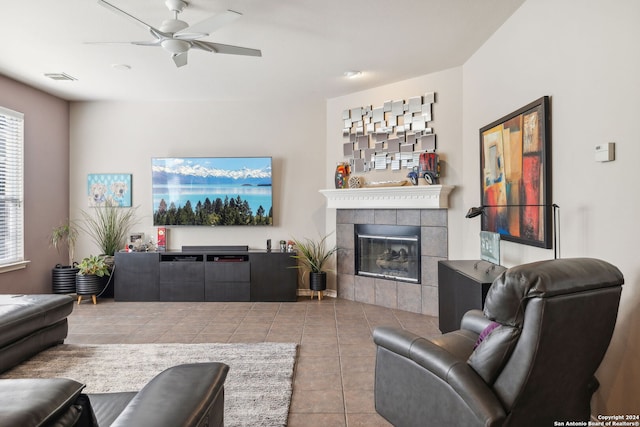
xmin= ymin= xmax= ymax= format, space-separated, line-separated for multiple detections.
xmin=66 ymin=297 xmax=441 ymax=427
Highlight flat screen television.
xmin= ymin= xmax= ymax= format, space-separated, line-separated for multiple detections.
xmin=152 ymin=157 xmax=273 ymax=226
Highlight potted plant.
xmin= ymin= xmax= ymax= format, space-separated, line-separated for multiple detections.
xmin=49 ymin=220 xmax=79 ymax=294
xmin=76 ymin=255 xmax=111 ymax=304
xmin=290 ymin=233 xmax=338 ymax=300
xmin=79 ymin=202 xmax=139 ymax=260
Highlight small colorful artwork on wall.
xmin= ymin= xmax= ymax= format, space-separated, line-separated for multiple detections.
xmin=87 ymin=173 xmax=132 ymax=207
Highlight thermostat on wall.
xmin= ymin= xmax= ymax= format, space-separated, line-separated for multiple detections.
xmin=595 ymin=142 xmax=615 ymax=162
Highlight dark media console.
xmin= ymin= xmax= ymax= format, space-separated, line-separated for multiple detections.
xmin=114 ymin=248 xmax=298 ymax=302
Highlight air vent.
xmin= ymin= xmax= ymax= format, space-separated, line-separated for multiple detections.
xmin=44 ymin=72 xmax=77 ymax=81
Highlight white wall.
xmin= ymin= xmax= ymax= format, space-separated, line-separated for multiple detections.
xmin=462 ymin=0 xmax=640 ymax=416
xmin=70 ymin=97 xmax=327 ymax=289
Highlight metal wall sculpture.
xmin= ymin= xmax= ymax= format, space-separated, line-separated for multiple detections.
xmin=341 ymin=93 xmax=436 ymax=176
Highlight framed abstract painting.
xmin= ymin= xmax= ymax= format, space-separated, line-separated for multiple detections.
xmin=479 ymin=96 xmax=551 ymax=249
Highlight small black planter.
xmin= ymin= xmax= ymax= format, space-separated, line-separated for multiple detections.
xmin=309 ymin=271 xmax=327 ymax=301
xmin=51 ymin=265 xmax=79 ymax=294
xmin=76 ymin=274 xmax=106 ymax=304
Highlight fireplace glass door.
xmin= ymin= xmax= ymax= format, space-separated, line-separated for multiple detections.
xmin=355 ymin=224 xmax=420 ymax=283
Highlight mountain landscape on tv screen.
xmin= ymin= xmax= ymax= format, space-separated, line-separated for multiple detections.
xmin=152 ymin=158 xmax=273 ymax=226
xmin=152 ymin=162 xmax=271 ymax=186
xmin=152 ymin=170 xmax=271 ymax=186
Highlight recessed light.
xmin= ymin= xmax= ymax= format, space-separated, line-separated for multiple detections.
xmin=111 ymin=64 xmax=132 ymax=71
xmin=344 ymin=70 xmax=363 ymax=79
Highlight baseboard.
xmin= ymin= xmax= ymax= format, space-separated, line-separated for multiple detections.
xmin=297 ymin=289 xmax=337 ymax=298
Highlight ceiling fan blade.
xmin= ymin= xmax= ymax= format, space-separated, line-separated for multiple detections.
xmin=132 ymin=40 xmax=163 ymax=47
xmin=84 ymin=40 xmax=161 ymax=46
xmin=174 ymin=10 xmax=242 ymax=40
xmin=172 ymin=52 xmax=188 ymax=67
xmin=192 ymin=40 xmax=262 ymax=57
xmin=97 ymin=0 xmax=166 ymax=37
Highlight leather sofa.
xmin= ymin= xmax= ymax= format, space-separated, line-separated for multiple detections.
xmin=0 ymin=294 xmax=73 ymax=373
xmin=373 ymin=258 xmax=624 ymax=427
xmin=0 ymin=362 xmax=229 ymax=427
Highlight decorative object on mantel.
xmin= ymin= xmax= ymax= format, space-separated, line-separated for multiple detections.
xmin=348 ymin=175 xmax=362 ymax=188
xmin=478 ymin=96 xmax=551 ymax=249
xmin=290 ymin=233 xmax=338 ymax=301
xmin=334 ymin=162 xmax=351 ymax=188
xmin=407 ymin=152 xmax=441 ymax=185
xmin=341 ymin=92 xmax=440 ymax=177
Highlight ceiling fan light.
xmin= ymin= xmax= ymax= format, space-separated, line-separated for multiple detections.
xmin=161 ymin=39 xmax=190 ymax=54
xmin=160 ymin=19 xmax=189 ymax=33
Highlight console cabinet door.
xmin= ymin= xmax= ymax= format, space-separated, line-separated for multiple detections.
xmin=205 ymin=262 xmax=251 ymax=302
xmin=114 ymin=252 xmax=160 ymax=301
xmin=159 ymin=260 xmax=204 ymax=301
xmin=250 ymin=253 xmax=298 ymax=302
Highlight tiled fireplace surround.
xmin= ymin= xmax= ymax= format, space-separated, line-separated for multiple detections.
xmin=335 ymin=208 xmax=447 ymax=316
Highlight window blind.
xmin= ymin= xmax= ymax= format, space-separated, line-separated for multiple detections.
xmin=0 ymin=106 xmax=24 ymax=268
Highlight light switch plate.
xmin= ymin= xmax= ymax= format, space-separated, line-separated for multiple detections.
xmin=595 ymin=142 xmax=615 ymax=162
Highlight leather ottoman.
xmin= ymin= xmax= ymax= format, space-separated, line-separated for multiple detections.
xmin=0 ymin=294 xmax=73 ymax=373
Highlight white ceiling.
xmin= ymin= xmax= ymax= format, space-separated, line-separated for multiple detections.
xmin=0 ymin=0 xmax=525 ymax=102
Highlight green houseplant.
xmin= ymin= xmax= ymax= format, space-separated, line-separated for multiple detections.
xmin=290 ymin=233 xmax=338 ymax=300
xmin=49 ymin=220 xmax=79 ymax=294
xmin=80 ymin=202 xmax=139 ymax=258
xmin=76 ymin=255 xmax=111 ymax=304
xmin=50 ymin=220 xmax=78 ymax=266
xmin=77 ymin=254 xmax=111 ymax=277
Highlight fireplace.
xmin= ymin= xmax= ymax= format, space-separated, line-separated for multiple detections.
xmin=355 ymin=224 xmax=421 ymax=283
xmin=324 ymin=183 xmax=454 ymax=315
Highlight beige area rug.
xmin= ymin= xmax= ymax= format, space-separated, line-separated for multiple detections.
xmin=1 ymin=342 xmax=298 ymax=427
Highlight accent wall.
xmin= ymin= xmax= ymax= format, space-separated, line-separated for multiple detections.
xmin=0 ymin=75 xmax=70 ymax=293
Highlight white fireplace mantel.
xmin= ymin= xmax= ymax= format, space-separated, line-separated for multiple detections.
xmin=319 ymin=185 xmax=455 ymax=209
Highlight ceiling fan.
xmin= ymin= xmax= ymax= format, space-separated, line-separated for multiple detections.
xmin=95 ymin=0 xmax=262 ymax=67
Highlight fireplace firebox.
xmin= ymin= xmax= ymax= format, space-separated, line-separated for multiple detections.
xmin=355 ymin=224 xmax=421 ymax=283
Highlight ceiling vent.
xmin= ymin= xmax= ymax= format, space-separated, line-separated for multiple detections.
xmin=44 ymin=72 xmax=77 ymax=81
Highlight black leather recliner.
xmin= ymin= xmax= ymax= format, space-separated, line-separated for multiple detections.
xmin=373 ymin=258 xmax=624 ymax=427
